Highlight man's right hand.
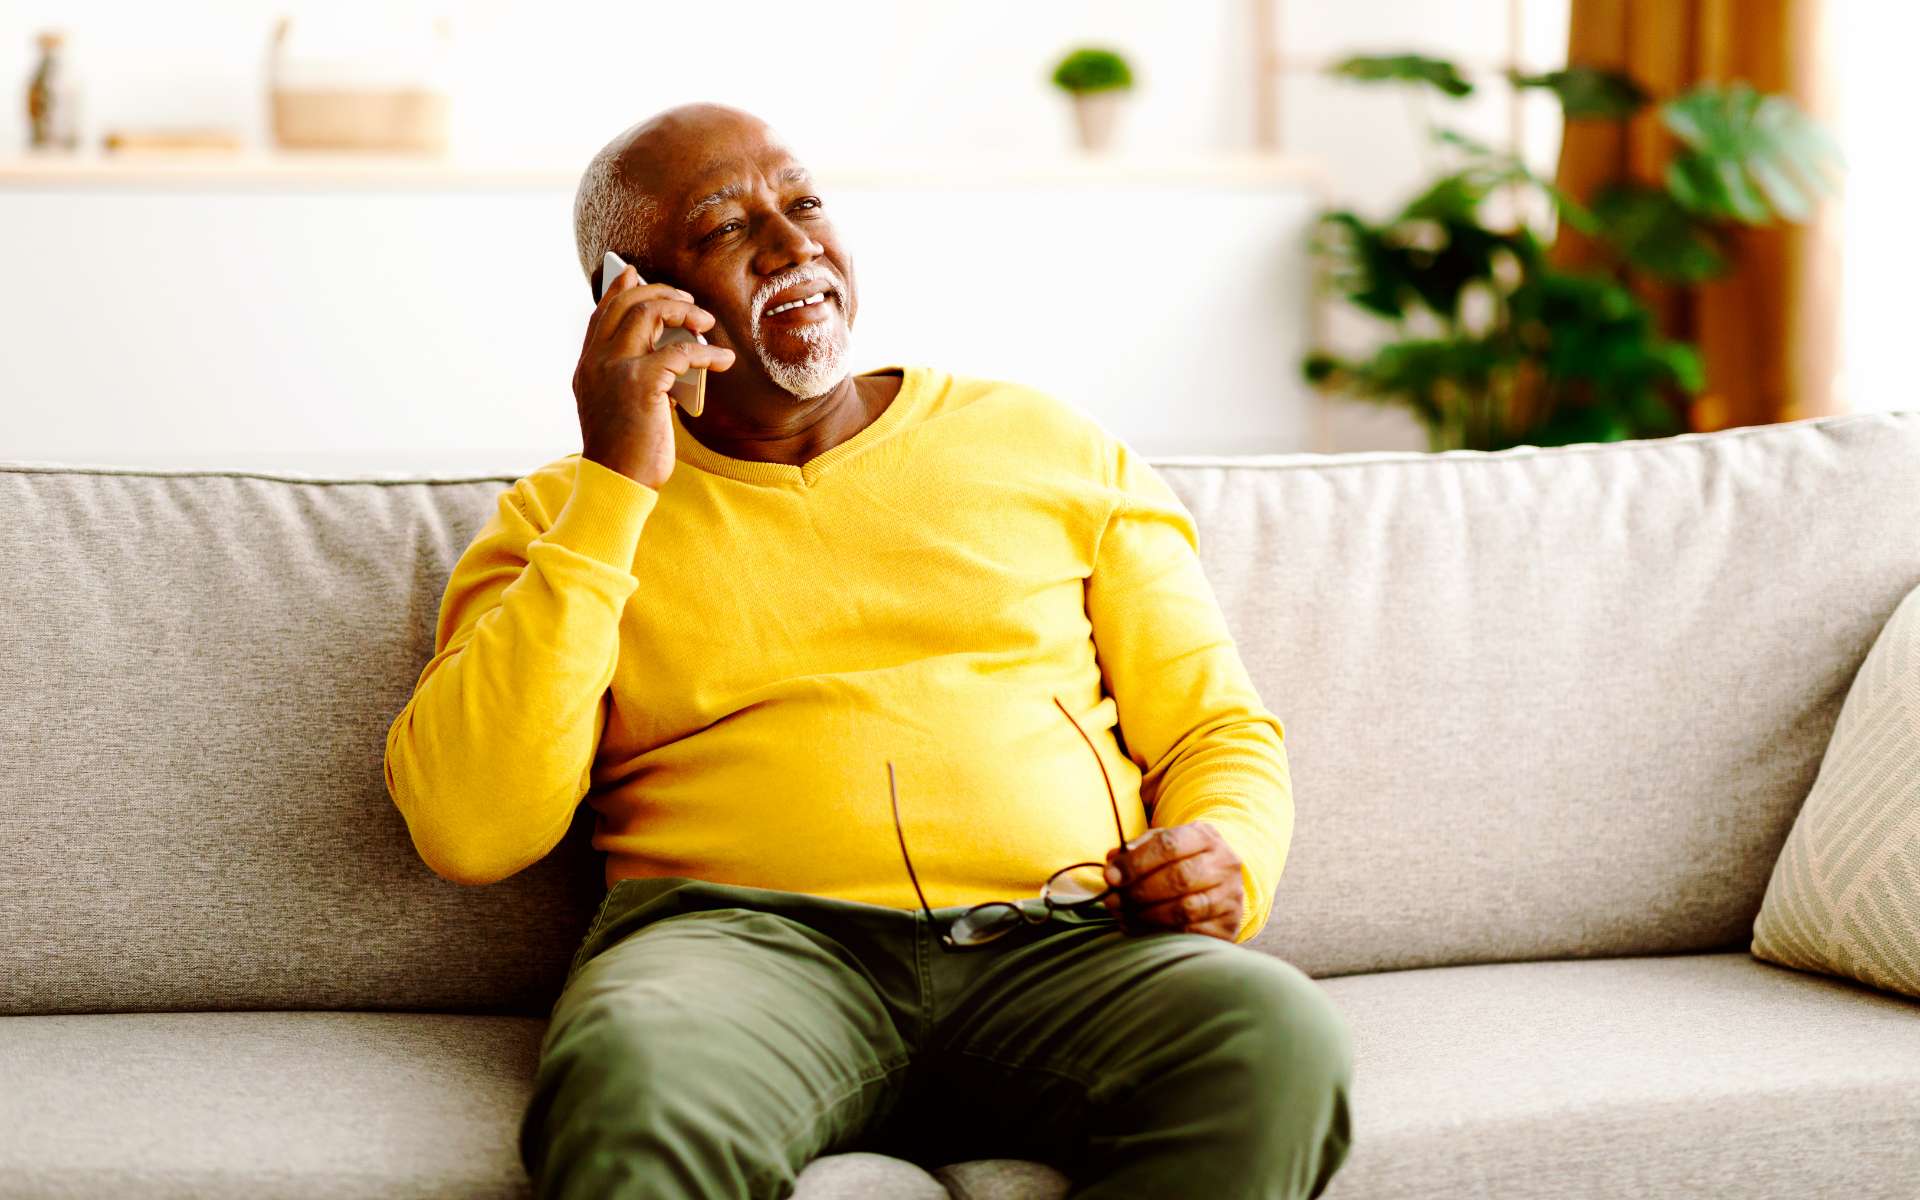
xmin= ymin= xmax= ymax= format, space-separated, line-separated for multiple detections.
xmin=572 ymin=264 xmax=736 ymax=490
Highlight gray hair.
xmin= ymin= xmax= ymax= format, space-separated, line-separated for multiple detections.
xmin=572 ymin=130 xmax=661 ymax=288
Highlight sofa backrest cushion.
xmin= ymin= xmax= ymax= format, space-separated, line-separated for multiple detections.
xmin=1199 ymin=412 xmax=1920 ymax=974
xmin=0 ymin=469 xmax=603 ymax=1017
xmin=3 ymin=411 xmax=1917 ymax=1014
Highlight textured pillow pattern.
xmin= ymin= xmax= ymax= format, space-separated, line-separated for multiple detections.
xmin=1751 ymin=581 xmax=1920 ymax=1001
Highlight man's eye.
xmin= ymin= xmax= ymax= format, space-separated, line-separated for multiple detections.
xmin=701 ymin=199 xmax=819 ymax=246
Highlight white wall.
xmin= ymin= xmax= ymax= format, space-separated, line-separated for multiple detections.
xmin=1838 ymin=1 xmax=1919 ymax=415
xmin=0 ymin=166 xmax=1322 ymax=471
xmin=0 ymin=1 xmax=1265 ymax=162
xmin=0 ymin=1 xmax=1570 ymax=469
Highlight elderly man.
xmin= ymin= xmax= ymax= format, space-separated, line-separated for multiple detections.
xmin=384 ymin=102 xmax=1353 ymax=1199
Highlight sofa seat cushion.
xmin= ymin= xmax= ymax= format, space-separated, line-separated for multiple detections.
xmin=0 ymin=1012 xmax=546 ymax=1199
xmin=5 ymin=954 xmax=1915 ymax=1199
xmin=0 ymin=1011 xmax=948 ymax=1199
xmin=1317 ymin=951 xmax=1920 ymax=1199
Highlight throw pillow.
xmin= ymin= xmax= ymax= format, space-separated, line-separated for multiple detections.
xmin=1750 ymin=580 xmax=1920 ymax=1001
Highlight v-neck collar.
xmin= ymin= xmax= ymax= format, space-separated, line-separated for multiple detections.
xmin=670 ymin=364 xmax=929 ymax=488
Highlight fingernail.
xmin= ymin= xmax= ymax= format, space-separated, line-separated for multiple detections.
xmin=1104 ymin=866 xmax=1121 ymax=885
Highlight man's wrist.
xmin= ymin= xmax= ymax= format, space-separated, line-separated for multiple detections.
xmin=583 ymin=448 xmax=664 ymax=490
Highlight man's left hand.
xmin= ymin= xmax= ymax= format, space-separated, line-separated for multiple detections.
xmin=1101 ymin=822 xmax=1244 ymax=941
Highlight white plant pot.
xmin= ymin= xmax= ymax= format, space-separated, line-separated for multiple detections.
xmin=1070 ymin=91 xmax=1126 ymax=153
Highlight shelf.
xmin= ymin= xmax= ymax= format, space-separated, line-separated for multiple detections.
xmin=0 ymin=148 xmax=1329 ymax=191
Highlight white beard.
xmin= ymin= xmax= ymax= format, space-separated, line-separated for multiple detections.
xmin=751 ymin=302 xmax=855 ymax=401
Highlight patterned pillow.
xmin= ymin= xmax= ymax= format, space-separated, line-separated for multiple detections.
xmin=1751 ymin=581 xmax=1920 ymax=1001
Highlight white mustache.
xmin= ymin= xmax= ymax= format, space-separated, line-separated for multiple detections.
xmin=754 ymin=273 xmax=840 ymax=321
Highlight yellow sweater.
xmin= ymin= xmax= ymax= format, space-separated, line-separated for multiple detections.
xmin=384 ymin=364 xmax=1293 ymax=943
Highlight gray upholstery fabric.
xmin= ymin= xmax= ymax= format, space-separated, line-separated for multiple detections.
xmin=5 ymin=413 xmax=1920 ymax=1017
xmin=1314 ymin=951 xmax=1920 ymax=1200
xmin=2 ymin=954 xmax=1912 ymax=1199
xmin=1161 ymin=412 xmax=1920 ymax=976
xmin=794 ymin=1153 xmax=952 ymax=1198
xmin=4 ymin=414 xmax=1920 ymax=1197
xmin=0 ymin=469 xmax=607 ymax=1018
xmin=932 ymin=1159 xmax=1074 ymax=1199
xmin=0 ymin=1011 xmax=546 ymax=1199
xmin=0 ymin=1010 xmax=947 ymax=1200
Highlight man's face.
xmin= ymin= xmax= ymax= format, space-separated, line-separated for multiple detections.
xmin=628 ymin=123 xmax=858 ymax=403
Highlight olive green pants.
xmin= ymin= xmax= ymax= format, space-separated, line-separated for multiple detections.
xmin=518 ymin=876 xmax=1353 ymax=1199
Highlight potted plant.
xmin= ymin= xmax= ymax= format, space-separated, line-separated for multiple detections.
xmin=1050 ymin=46 xmax=1135 ymax=153
xmin=1302 ymin=55 xmax=1841 ymax=451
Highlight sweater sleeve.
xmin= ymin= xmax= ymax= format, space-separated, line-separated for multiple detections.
xmin=384 ymin=455 xmax=659 ymax=885
xmin=1085 ymin=437 xmax=1294 ymax=944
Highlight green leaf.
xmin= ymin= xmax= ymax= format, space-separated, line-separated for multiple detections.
xmin=1401 ymin=220 xmax=1510 ymax=320
xmin=1330 ymin=54 xmax=1473 ymax=98
xmin=1660 ymin=82 xmax=1842 ymax=223
xmin=1532 ymin=403 xmax=1634 ymax=445
xmin=1589 ymin=184 xmax=1727 ymax=282
xmin=1302 ymin=352 xmax=1344 ymax=385
xmin=1537 ymin=177 xmax=1602 ymax=237
xmin=1304 ymin=337 xmax=1514 ymax=429
xmin=1400 ymin=172 xmax=1491 ymax=222
xmin=1502 ymin=266 xmax=1703 ymax=445
xmin=1051 ymin=47 xmax=1134 ymax=94
xmin=1432 ymin=127 xmax=1496 ymax=156
xmin=1429 ymin=129 xmax=1602 ymax=236
xmin=1648 ymin=341 xmax=1705 ymax=393
xmin=1667 ymin=152 xmax=1773 ymax=223
xmin=1311 ymin=211 xmax=1416 ymax=319
xmin=1509 ymin=67 xmax=1649 ymax=119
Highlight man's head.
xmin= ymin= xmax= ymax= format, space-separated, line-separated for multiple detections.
xmin=573 ymin=103 xmax=857 ymax=403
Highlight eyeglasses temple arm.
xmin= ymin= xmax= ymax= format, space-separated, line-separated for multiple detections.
xmin=887 ymin=762 xmax=939 ymax=919
xmin=1053 ymin=696 xmax=1129 ymax=848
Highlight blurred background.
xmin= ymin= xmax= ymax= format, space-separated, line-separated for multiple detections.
xmin=0 ymin=0 xmax=1900 ymax=473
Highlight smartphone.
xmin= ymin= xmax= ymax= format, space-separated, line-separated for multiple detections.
xmin=599 ymin=250 xmax=706 ymax=418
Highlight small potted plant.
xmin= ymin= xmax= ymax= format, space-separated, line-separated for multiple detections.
xmin=1050 ymin=46 xmax=1134 ymax=153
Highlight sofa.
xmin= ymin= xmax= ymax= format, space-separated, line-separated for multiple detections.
xmin=3 ymin=410 xmax=1918 ymax=1200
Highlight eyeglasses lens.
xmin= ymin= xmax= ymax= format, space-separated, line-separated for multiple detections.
xmin=951 ymin=903 xmax=1024 ymax=944
xmin=1042 ymin=863 xmax=1109 ymax=906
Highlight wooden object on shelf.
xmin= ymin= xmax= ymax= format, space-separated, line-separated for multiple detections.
xmin=269 ymin=89 xmax=448 ymax=153
xmin=266 ymin=15 xmax=450 ymax=153
xmin=103 ymin=128 xmax=243 ymax=154
xmin=27 ymin=29 xmax=82 ymax=150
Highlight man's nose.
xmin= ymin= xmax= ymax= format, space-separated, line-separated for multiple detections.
xmin=754 ymin=211 xmax=824 ymax=276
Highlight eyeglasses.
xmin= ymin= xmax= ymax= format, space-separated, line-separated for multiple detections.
xmin=887 ymin=695 xmax=1129 ymax=952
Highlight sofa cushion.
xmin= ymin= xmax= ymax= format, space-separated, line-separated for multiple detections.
xmin=0 ymin=466 xmax=608 ymax=1018
xmin=4 ymin=412 xmax=1920 ymax=1016
xmin=1751 ymin=579 xmax=1920 ymax=1000
xmin=1171 ymin=412 xmax=1920 ymax=975
xmin=0 ymin=1011 xmax=546 ymax=1198
xmin=931 ymin=1159 xmax=1072 ymax=1198
xmin=2 ymin=953 xmax=1911 ymax=1199
xmin=1313 ymin=950 xmax=1920 ymax=1200
xmin=0 ymin=1009 xmax=954 ymax=1199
